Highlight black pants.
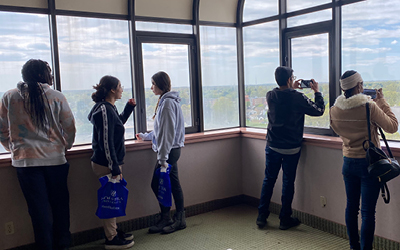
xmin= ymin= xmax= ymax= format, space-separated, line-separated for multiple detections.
xmin=151 ymin=148 xmax=184 ymax=213
xmin=16 ymin=163 xmax=71 ymax=250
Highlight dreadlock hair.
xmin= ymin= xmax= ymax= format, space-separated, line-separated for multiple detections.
xmin=21 ymin=59 xmax=53 ymax=135
xmin=151 ymin=71 xmax=171 ymax=119
xmin=91 ymin=75 xmax=120 ymax=103
xmin=341 ymin=70 xmax=358 ymax=99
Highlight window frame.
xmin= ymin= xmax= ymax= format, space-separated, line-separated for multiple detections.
xmin=284 ymin=21 xmax=338 ymax=135
xmin=135 ymin=31 xmax=201 ymax=134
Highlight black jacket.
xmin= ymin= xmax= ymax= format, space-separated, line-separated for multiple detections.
xmin=88 ymin=101 xmax=135 ymax=176
xmin=266 ymin=88 xmax=325 ymax=149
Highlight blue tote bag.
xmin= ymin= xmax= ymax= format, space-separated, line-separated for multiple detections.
xmin=155 ymin=164 xmax=172 ymax=207
xmin=96 ymin=175 xmax=129 ymax=219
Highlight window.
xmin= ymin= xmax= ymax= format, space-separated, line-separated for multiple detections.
xmin=243 ymin=0 xmax=278 ymax=22
xmin=200 ymin=26 xmax=239 ymax=130
xmin=287 ymin=0 xmax=331 ymax=12
xmin=57 ymin=16 xmax=134 ymax=145
xmin=141 ymin=43 xmax=193 ymax=131
xmin=342 ymin=0 xmax=400 ymax=140
xmin=243 ymin=21 xmax=279 ymax=128
xmin=287 ymin=9 xmax=331 ymax=28
xmin=136 ymin=21 xmax=192 ymax=34
xmin=0 ymin=11 xmax=51 ymax=154
xmin=291 ymin=33 xmax=330 ymax=128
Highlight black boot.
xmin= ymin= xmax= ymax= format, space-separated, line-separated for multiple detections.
xmin=162 ymin=211 xmax=186 ymax=234
xmin=148 ymin=212 xmax=173 ymax=234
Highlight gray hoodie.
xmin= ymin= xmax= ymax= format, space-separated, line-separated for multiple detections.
xmin=140 ymin=91 xmax=185 ymax=165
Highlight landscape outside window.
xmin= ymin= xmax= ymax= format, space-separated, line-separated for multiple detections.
xmin=57 ymin=16 xmax=134 ymax=145
xmin=291 ymin=33 xmax=330 ymax=128
xmin=0 ymin=12 xmax=52 ymax=153
xmin=200 ymin=26 xmax=239 ymax=130
xmin=141 ymin=43 xmax=192 ymax=131
xmin=243 ymin=21 xmax=279 ymax=128
xmin=342 ymin=0 xmax=400 ymax=140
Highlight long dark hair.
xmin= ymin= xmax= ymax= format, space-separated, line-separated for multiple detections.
xmin=21 ymin=59 xmax=53 ymax=135
xmin=341 ymin=70 xmax=358 ymax=99
xmin=152 ymin=71 xmax=171 ymax=119
xmin=91 ymin=75 xmax=120 ymax=103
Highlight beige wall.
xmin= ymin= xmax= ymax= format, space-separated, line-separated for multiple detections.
xmin=0 ymin=137 xmax=242 ymax=249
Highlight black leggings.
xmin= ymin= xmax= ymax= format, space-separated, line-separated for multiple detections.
xmin=151 ymin=148 xmax=184 ymax=213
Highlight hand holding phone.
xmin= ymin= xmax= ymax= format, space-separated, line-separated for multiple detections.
xmin=300 ymin=80 xmax=312 ymax=88
xmin=363 ymin=89 xmax=376 ymax=99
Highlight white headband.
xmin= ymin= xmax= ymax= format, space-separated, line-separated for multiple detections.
xmin=340 ymin=72 xmax=363 ymax=91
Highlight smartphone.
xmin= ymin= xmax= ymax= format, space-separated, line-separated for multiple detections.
xmin=300 ymin=80 xmax=312 ymax=88
xmin=363 ymin=89 xmax=376 ymax=99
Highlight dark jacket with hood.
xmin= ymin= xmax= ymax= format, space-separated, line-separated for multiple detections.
xmin=88 ymin=101 xmax=135 ymax=176
xmin=266 ymin=88 xmax=325 ymax=149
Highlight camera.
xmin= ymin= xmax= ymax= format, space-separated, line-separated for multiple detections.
xmin=363 ymin=89 xmax=376 ymax=99
xmin=300 ymin=80 xmax=312 ymax=88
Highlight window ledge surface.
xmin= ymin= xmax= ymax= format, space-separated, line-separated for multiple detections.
xmin=1 ymin=127 xmax=400 ymax=167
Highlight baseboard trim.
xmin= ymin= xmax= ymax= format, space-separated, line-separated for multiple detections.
xmin=243 ymin=195 xmax=400 ymax=250
xmin=9 ymin=194 xmax=400 ymax=250
xmin=8 ymin=195 xmax=244 ymax=250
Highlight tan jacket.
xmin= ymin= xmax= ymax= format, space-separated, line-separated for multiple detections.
xmin=330 ymin=94 xmax=398 ymax=158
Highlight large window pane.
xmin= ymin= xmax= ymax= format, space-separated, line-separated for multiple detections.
xmin=243 ymin=0 xmax=278 ymax=22
xmin=136 ymin=21 xmax=192 ymax=34
xmin=0 ymin=11 xmax=51 ymax=154
xmin=287 ymin=0 xmax=331 ymax=12
xmin=200 ymin=26 xmax=239 ymax=130
xmin=141 ymin=43 xmax=192 ymax=131
xmin=243 ymin=21 xmax=279 ymax=128
xmin=291 ymin=33 xmax=329 ymax=128
xmin=57 ymin=16 xmax=133 ymax=145
xmin=287 ymin=9 xmax=331 ymax=28
xmin=342 ymin=0 xmax=400 ymax=140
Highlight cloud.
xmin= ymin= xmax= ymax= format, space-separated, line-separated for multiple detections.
xmin=342 ymin=27 xmax=400 ymax=46
xmin=392 ymin=40 xmax=398 ymax=45
xmin=342 ymin=0 xmax=400 ymax=25
xmin=243 ymin=0 xmax=278 ymax=21
xmin=345 ymin=55 xmax=400 ymax=68
xmin=343 ymin=47 xmax=392 ymax=53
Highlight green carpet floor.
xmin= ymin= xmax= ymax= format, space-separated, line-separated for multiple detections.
xmin=71 ymin=204 xmax=349 ymax=250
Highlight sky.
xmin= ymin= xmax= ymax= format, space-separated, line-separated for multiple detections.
xmin=0 ymin=0 xmax=399 ymax=92
xmin=243 ymin=0 xmax=400 ymax=84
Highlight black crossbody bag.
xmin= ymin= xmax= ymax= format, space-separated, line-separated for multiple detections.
xmin=362 ymin=102 xmax=400 ymax=204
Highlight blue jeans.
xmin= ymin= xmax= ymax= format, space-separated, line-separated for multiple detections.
xmin=258 ymin=146 xmax=301 ymax=220
xmin=342 ymin=157 xmax=380 ymax=250
xmin=17 ymin=163 xmax=71 ymax=250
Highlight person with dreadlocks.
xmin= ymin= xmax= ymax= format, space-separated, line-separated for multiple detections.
xmin=0 ymin=59 xmax=76 ymax=250
xmin=136 ymin=71 xmax=186 ymax=235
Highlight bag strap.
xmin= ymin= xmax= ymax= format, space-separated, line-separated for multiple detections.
xmin=381 ymin=183 xmax=390 ymax=204
xmin=379 ymin=127 xmax=393 ymax=158
xmin=366 ymin=103 xmax=394 ymax=158
xmin=366 ymin=102 xmax=372 ymax=141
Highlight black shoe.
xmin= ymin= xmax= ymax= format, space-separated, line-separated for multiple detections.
xmin=162 ymin=211 xmax=186 ymax=234
xmin=148 ymin=212 xmax=173 ymax=234
xmin=117 ymin=229 xmax=134 ymax=241
xmin=105 ymin=235 xmax=134 ymax=249
xmin=256 ymin=213 xmax=267 ymax=228
xmin=279 ymin=217 xmax=300 ymax=230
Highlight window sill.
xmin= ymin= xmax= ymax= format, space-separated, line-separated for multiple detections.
xmin=1 ymin=127 xmax=400 ymax=167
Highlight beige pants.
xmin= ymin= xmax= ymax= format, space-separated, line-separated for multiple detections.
xmin=91 ymin=162 xmax=122 ymax=241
